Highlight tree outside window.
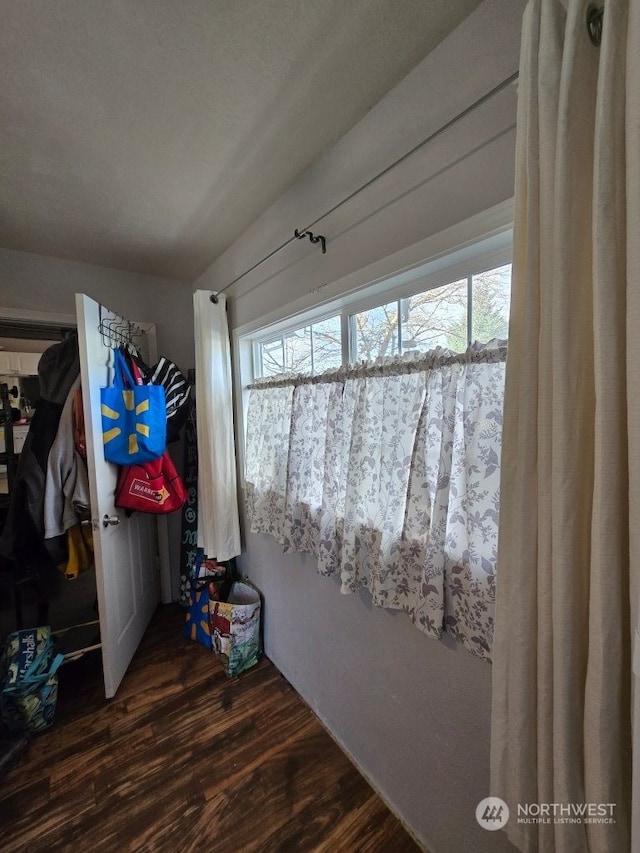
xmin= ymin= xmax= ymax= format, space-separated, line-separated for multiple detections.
xmin=260 ymin=315 xmax=341 ymax=377
xmin=257 ymin=264 xmax=512 ymax=377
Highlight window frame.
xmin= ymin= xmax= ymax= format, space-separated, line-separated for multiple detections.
xmin=251 ymin=245 xmax=512 ymax=378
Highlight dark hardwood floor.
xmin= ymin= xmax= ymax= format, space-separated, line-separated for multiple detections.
xmin=0 ymin=605 xmax=422 ymax=852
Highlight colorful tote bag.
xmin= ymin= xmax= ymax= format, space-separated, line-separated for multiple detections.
xmin=183 ymin=579 xmax=213 ymax=649
xmin=115 ymin=451 xmax=187 ymax=514
xmin=184 ymin=577 xmax=228 ymax=649
xmin=209 ymin=581 xmax=261 ymax=678
xmin=183 ymin=553 xmax=234 ymax=648
xmin=0 ymin=626 xmax=65 ymax=733
xmin=101 ymin=348 xmax=166 ymax=464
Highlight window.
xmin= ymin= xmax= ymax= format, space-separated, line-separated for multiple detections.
xmin=257 ymin=315 xmax=342 ymax=377
xmin=244 ymin=334 xmax=507 ymax=661
xmin=253 ymin=262 xmax=511 ymax=379
xmin=353 ymin=301 xmax=400 ymax=361
xmin=240 ymin=228 xmax=512 ymax=660
xmin=471 ymin=264 xmax=511 ymax=342
xmin=353 ymin=279 xmax=468 ymax=361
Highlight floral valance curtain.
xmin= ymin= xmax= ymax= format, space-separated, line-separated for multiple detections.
xmin=245 ymin=341 xmax=506 ymax=659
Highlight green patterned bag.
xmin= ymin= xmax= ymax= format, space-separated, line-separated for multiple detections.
xmin=0 ymin=627 xmax=65 ymax=733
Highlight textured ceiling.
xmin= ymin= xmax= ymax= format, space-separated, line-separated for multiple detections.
xmin=0 ymin=0 xmax=482 ymax=281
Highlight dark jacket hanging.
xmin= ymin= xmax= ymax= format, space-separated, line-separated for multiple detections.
xmin=0 ymin=333 xmax=80 ymax=570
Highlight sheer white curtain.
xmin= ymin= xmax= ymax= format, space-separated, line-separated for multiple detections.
xmin=491 ymin=2 xmax=636 ymax=850
xmin=281 ymin=381 xmax=343 ymax=559
xmin=193 ymin=291 xmax=240 ymax=561
xmin=244 ymin=384 xmax=293 ymax=544
xmin=396 ymin=356 xmax=505 ymax=656
xmin=337 ymin=370 xmax=426 ymax=603
xmin=245 ymin=343 xmax=505 ymax=658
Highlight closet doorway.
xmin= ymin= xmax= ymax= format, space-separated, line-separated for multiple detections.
xmin=0 ymin=313 xmax=77 ymax=651
xmin=0 ymin=326 xmax=64 ymax=495
xmin=0 ymin=299 xmax=170 ymax=699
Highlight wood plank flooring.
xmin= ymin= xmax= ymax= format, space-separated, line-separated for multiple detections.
xmin=0 ymin=605 xmax=422 ymax=852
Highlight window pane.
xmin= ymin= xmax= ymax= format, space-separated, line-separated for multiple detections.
xmin=352 ymin=301 xmax=399 ymax=362
xmin=260 ymin=338 xmax=285 ymax=377
xmin=471 ymin=264 xmax=511 ymax=343
xmin=311 ymin=315 xmax=342 ymax=373
xmin=401 ymin=279 xmax=468 ymax=354
xmin=258 ymin=316 xmax=343 ymax=379
xmin=283 ymin=326 xmax=312 ymax=374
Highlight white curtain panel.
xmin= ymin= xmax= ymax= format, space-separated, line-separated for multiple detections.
xmin=396 ymin=357 xmax=505 ymax=656
xmin=389 ymin=368 xmax=452 ymax=640
xmin=338 ymin=370 xmax=426 ymax=605
xmin=443 ymin=359 xmax=504 ymax=656
xmin=491 ymin=1 xmax=637 ymax=850
xmin=193 ymin=291 xmax=241 ymax=561
xmin=281 ymin=381 xmax=343 ymax=558
xmin=244 ymin=383 xmax=293 ymax=544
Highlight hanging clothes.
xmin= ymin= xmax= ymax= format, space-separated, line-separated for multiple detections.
xmin=58 ymin=524 xmax=93 ymax=580
xmin=0 ymin=333 xmax=80 ymax=570
xmin=43 ymin=373 xmax=91 ymax=566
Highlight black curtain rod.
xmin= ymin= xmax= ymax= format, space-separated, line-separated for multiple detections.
xmin=210 ymin=69 xmax=520 ymax=304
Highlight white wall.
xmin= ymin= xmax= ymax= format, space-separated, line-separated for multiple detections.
xmin=0 ymin=248 xmax=193 ymax=369
xmin=195 ymin=1 xmax=524 ymax=850
xmin=0 ymin=247 xmax=194 ymax=597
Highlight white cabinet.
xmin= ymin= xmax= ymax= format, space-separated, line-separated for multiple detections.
xmin=12 ymin=424 xmax=29 ymax=454
xmin=0 ymin=352 xmax=41 ymax=376
xmin=0 ymin=424 xmax=30 ymax=455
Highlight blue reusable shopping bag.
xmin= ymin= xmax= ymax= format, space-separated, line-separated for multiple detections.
xmin=0 ymin=627 xmax=65 ymax=733
xmin=101 ymin=348 xmax=166 ymax=464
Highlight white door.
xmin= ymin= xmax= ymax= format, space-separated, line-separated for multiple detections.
xmin=76 ymin=294 xmax=161 ymax=698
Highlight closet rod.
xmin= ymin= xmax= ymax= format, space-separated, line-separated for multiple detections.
xmin=210 ymin=70 xmax=519 ymax=304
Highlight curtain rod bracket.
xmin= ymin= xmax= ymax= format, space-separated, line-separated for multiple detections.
xmin=294 ymin=228 xmax=326 ymax=254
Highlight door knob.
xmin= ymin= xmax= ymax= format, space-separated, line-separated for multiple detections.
xmin=103 ymin=514 xmax=120 ymax=527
